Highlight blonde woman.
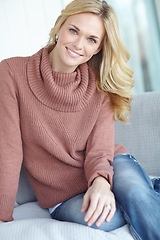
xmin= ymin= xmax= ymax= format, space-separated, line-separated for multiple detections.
xmin=0 ymin=1 xmax=159 ymax=239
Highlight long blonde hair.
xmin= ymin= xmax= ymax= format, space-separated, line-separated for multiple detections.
xmin=46 ymin=0 xmax=134 ymax=123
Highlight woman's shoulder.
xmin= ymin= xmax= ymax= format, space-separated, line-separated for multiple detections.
xmin=1 ymin=55 xmax=30 ymax=73
xmin=0 ymin=52 xmax=37 ymax=89
xmin=0 ymin=49 xmax=42 ymax=76
xmin=0 ymin=56 xmax=31 ymax=84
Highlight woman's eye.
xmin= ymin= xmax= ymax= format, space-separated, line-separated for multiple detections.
xmin=88 ymin=38 xmax=96 ymax=43
xmin=70 ymin=29 xmax=77 ymax=35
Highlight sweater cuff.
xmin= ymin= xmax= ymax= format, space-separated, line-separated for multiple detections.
xmin=87 ymin=170 xmax=113 ymax=189
xmin=0 ymin=195 xmax=14 ymax=222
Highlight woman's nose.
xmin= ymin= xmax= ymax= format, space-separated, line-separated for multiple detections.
xmin=73 ymin=37 xmax=84 ymax=50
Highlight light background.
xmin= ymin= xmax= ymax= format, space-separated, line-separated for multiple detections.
xmin=0 ymin=0 xmax=160 ymax=93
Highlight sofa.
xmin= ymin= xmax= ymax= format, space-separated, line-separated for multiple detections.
xmin=0 ymin=91 xmax=160 ymax=240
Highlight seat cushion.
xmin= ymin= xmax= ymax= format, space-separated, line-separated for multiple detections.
xmin=16 ymin=166 xmax=37 ymax=205
xmin=13 ymin=202 xmax=50 ymax=220
xmin=1 ymin=203 xmax=134 ymax=240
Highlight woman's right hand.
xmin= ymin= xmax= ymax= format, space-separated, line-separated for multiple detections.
xmin=0 ymin=221 xmax=4 ymax=223
xmin=81 ymin=176 xmax=116 ymax=227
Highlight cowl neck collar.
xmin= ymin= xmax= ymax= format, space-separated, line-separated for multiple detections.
xmin=27 ymin=48 xmax=97 ymax=112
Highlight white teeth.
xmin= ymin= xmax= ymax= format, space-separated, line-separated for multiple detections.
xmin=68 ymin=48 xmax=80 ymax=57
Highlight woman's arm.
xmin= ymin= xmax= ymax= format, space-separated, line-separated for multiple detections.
xmin=0 ymin=60 xmax=23 ymax=221
xmin=84 ymin=97 xmax=115 ymax=187
xmin=83 ymin=98 xmax=116 ymax=226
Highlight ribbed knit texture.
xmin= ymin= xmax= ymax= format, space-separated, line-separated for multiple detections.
xmin=27 ymin=49 xmax=96 ymax=112
xmin=0 ymin=48 xmax=127 ymax=222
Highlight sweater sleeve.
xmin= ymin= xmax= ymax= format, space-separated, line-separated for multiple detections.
xmin=0 ymin=60 xmax=23 ymax=221
xmin=84 ymin=97 xmax=115 ymax=188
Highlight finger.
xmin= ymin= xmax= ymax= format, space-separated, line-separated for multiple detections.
xmin=87 ymin=199 xmax=104 ymax=226
xmin=96 ymin=205 xmax=110 ymax=227
xmin=81 ymin=192 xmax=90 ymax=213
xmin=84 ymin=197 xmax=98 ymax=223
xmin=106 ymin=202 xmax=116 ymax=222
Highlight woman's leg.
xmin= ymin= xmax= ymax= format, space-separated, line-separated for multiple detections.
xmin=51 ymin=193 xmax=126 ymax=231
xmin=112 ymin=154 xmax=160 ymax=240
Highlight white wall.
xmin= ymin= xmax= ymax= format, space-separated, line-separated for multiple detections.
xmin=1 ymin=0 xmax=159 ymax=92
xmin=0 ymin=0 xmax=68 ymax=61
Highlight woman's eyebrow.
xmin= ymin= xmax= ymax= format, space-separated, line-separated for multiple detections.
xmin=70 ymin=24 xmax=80 ymax=31
xmin=70 ymin=24 xmax=100 ymax=39
xmin=89 ymin=35 xmax=100 ymax=39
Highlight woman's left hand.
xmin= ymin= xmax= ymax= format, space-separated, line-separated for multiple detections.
xmin=81 ymin=176 xmax=116 ymax=227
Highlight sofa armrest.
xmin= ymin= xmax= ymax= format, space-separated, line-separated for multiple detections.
xmin=115 ymin=91 xmax=160 ymax=176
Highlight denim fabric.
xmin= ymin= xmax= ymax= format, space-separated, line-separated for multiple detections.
xmin=51 ymin=154 xmax=160 ymax=240
xmin=51 ymin=193 xmax=126 ymax=231
xmin=112 ymin=155 xmax=160 ymax=240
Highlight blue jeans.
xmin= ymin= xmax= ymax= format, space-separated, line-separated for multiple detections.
xmin=51 ymin=154 xmax=160 ymax=240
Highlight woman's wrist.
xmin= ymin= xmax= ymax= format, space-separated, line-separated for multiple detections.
xmin=93 ymin=176 xmax=111 ymax=189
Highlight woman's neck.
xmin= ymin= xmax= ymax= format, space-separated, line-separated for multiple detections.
xmin=49 ymin=48 xmax=77 ymax=73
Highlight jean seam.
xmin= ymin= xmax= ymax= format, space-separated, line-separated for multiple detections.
xmin=119 ymin=205 xmax=142 ymax=240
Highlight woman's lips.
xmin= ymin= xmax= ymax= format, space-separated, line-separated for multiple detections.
xmin=66 ymin=47 xmax=82 ymax=57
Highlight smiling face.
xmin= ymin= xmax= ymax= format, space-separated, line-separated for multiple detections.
xmin=49 ymin=13 xmax=105 ymax=73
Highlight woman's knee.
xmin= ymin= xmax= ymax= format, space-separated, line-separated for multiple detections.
xmin=112 ymin=154 xmax=137 ymax=173
xmin=112 ymin=154 xmax=152 ymax=192
xmin=114 ymin=180 xmax=156 ymax=211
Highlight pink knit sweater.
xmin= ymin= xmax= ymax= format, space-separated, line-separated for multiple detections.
xmin=0 ymin=48 xmax=127 ymax=222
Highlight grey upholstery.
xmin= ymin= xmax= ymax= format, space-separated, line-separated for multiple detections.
xmin=115 ymin=91 xmax=160 ymax=176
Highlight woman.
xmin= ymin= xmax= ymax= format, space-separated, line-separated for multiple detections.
xmin=0 ymin=0 xmax=159 ymax=239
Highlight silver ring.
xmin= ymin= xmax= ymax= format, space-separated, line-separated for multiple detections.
xmin=106 ymin=204 xmax=112 ymax=211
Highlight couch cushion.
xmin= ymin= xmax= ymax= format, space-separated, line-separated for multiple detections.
xmin=2 ymin=211 xmax=133 ymax=240
xmin=115 ymin=91 xmax=160 ymax=176
xmin=16 ymin=165 xmax=37 ymax=204
xmin=13 ymin=202 xmax=50 ymax=220
xmin=12 ymin=202 xmax=133 ymax=240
